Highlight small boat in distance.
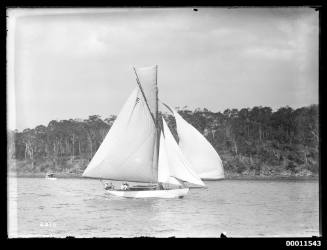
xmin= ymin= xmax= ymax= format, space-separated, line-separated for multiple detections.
xmin=82 ymin=65 xmax=224 ymax=198
xmin=45 ymin=173 xmax=57 ymax=180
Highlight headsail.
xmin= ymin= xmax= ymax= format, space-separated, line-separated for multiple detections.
xmin=172 ymin=108 xmax=225 ymax=180
xmin=160 ymin=118 xmax=205 ymax=187
xmin=158 ymin=131 xmax=182 ymax=186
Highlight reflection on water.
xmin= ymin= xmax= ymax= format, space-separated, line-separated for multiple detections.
xmin=8 ymin=177 xmax=319 ymax=237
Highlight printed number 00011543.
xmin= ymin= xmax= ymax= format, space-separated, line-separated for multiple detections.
xmin=286 ymin=241 xmax=321 ymax=247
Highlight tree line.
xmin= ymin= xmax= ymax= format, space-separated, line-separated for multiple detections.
xmin=8 ymin=105 xmax=319 ymax=176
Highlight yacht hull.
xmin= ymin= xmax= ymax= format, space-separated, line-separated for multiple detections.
xmin=106 ymin=188 xmax=189 ymax=198
xmin=45 ymin=177 xmax=57 ymax=180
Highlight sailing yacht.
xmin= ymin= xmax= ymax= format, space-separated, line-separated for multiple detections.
xmin=82 ymin=65 xmax=224 ymax=198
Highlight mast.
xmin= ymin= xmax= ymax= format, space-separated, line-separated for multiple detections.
xmin=155 ymin=65 xmax=164 ymax=189
xmin=133 ymin=65 xmax=160 ymax=182
xmin=155 ymin=65 xmax=160 ymax=182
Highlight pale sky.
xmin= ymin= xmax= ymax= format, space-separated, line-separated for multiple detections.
xmin=7 ymin=7 xmax=319 ymax=131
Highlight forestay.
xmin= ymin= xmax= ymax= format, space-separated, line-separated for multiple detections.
xmin=173 ymin=109 xmax=225 ymax=180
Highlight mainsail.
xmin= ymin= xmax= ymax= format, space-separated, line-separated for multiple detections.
xmin=159 ymin=118 xmax=205 ymax=186
xmin=172 ymin=109 xmax=225 ymax=180
xmin=82 ymin=66 xmax=159 ymax=182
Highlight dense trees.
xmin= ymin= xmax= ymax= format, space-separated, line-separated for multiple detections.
xmin=9 ymin=105 xmax=319 ymax=176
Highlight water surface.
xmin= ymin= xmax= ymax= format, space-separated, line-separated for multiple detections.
xmin=8 ymin=177 xmax=319 ymax=237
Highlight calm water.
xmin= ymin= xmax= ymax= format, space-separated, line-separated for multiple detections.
xmin=8 ymin=177 xmax=319 ymax=237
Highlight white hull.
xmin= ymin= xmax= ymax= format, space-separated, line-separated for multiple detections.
xmin=45 ymin=177 xmax=57 ymax=180
xmin=106 ymin=188 xmax=189 ymax=198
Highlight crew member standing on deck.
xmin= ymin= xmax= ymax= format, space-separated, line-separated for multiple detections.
xmin=121 ymin=182 xmax=129 ymax=190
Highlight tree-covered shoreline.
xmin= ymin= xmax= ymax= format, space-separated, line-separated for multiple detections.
xmin=8 ymin=105 xmax=319 ymax=178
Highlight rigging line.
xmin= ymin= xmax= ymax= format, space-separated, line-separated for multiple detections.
xmin=158 ymin=100 xmax=174 ymax=137
xmin=125 ymin=89 xmax=139 ymax=126
xmin=133 ymin=67 xmax=157 ymax=126
xmin=159 ymin=100 xmax=174 ymax=114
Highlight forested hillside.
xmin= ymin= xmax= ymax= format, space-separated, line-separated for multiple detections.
xmin=8 ymin=105 xmax=319 ymax=178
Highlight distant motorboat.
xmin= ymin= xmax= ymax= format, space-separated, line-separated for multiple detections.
xmin=45 ymin=173 xmax=57 ymax=180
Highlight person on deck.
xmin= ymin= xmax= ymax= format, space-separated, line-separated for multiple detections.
xmin=104 ymin=183 xmax=110 ymax=190
xmin=158 ymin=183 xmax=164 ymax=190
xmin=104 ymin=182 xmax=115 ymax=190
xmin=121 ymin=182 xmax=129 ymax=190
